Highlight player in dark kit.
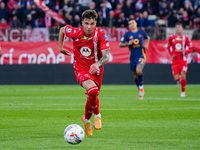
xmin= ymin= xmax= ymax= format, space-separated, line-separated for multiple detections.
xmin=119 ymin=19 xmax=150 ymax=99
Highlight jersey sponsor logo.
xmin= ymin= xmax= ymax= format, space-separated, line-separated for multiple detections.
xmin=81 ymin=36 xmax=92 ymax=40
xmin=176 ymin=37 xmax=181 ymax=40
xmin=129 ymin=36 xmax=133 ymax=39
xmin=139 ymin=34 xmax=142 ymax=38
xmin=80 ymin=47 xmax=92 ymax=57
xmin=67 ymin=29 xmax=72 ymax=33
xmin=106 ymin=43 xmax=109 ymax=47
xmin=175 ymin=43 xmax=182 ymax=51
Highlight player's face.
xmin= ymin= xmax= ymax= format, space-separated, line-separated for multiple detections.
xmin=82 ymin=18 xmax=97 ymax=36
xmin=128 ymin=20 xmax=137 ymax=30
xmin=175 ymin=25 xmax=183 ymax=35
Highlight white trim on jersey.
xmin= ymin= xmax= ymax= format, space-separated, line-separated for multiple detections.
xmin=182 ymin=35 xmax=186 ymax=61
xmin=93 ymin=30 xmax=100 ymax=75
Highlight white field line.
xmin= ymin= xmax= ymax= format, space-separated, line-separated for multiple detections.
xmin=0 ymin=96 xmax=200 ymax=101
xmin=0 ymin=105 xmax=199 ymax=111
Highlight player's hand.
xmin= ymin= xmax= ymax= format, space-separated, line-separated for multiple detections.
xmin=143 ymin=44 xmax=148 ymax=50
xmin=89 ymin=63 xmax=99 ymax=74
xmin=127 ymin=40 xmax=134 ymax=46
xmin=59 ymin=48 xmax=71 ymax=56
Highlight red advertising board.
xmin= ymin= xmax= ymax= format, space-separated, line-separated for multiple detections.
xmin=0 ymin=41 xmax=200 ymax=65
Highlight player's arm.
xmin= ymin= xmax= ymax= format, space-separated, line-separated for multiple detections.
xmin=119 ymin=40 xmax=133 ymax=47
xmin=89 ymin=49 xmax=110 ymax=74
xmin=58 ymin=26 xmax=71 ymax=56
xmin=185 ymin=37 xmax=192 ymax=54
xmin=144 ymin=36 xmax=150 ymax=50
xmin=167 ymin=36 xmax=174 ymax=58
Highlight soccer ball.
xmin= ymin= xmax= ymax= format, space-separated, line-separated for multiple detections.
xmin=64 ymin=124 xmax=85 ymax=144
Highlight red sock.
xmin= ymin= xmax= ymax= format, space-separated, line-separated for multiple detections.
xmin=86 ymin=86 xmax=99 ymax=115
xmin=181 ymin=78 xmax=187 ymax=92
xmin=84 ymin=97 xmax=93 ymax=120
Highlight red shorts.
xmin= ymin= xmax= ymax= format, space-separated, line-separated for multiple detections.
xmin=172 ymin=60 xmax=188 ymax=76
xmin=74 ymin=70 xmax=103 ymax=90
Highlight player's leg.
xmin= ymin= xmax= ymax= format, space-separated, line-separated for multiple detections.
xmin=74 ymin=71 xmax=95 ymax=136
xmin=136 ymin=63 xmax=145 ymax=99
xmin=133 ymin=72 xmax=139 ymax=89
xmin=180 ymin=71 xmax=186 ymax=97
xmin=82 ymin=79 xmax=101 ymax=130
xmin=172 ymin=64 xmax=181 ymax=85
xmin=180 ymin=63 xmax=187 ymax=97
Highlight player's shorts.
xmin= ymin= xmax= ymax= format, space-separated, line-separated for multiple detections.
xmin=130 ymin=55 xmax=146 ymax=72
xmin=74 ymin=70 xmax=103 ymax=90
xmin=172 ymin=60 xmax=188 ymax=76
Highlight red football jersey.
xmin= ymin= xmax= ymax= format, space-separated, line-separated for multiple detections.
xmin=167 ymin=34 xmax=192 ymax=63
xmin=64 ymin=25 xmax=110 ymax=74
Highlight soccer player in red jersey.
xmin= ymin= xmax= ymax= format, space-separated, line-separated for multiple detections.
xmin=58 ymin=10 xmax=110 ymax=136
xmin=167 ymin=22 xmax=192 ymax=97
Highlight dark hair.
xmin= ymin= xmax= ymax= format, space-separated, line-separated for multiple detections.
xmin=175 ymin=22 xmax=183 ymax=26
xmin=128 ymin=18 xmax=135 ymax=22
xmin=82 ymin=10 xmax=98 ymax=21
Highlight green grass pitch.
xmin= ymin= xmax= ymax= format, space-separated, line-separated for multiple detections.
xmin=0 ymin=85 xmax=200 ymax=150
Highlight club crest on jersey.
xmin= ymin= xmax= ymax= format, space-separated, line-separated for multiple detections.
xmin=80 ymin=47 xmax=92 ymax=56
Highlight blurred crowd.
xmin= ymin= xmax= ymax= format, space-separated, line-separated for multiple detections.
xmin=0 ymin=0 xmax=200 ymax=31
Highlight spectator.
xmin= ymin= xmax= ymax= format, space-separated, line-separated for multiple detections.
xmin=7 ymin=0 xmax=18 ymax=12
xmin=97 ymin=10 xmax=103 ymax=26
xmin=114 ymin=3 xmax=122 ymax=18
xmin=182 ymin=10 xmax=193 ymax=29
xmin=0 ymin=2 xmax=9 ymax=22
xmin=146 ymin=1 xmax=157 ymax=15
xmin=44 ymin=13 xmax=52 ymax=28
xmin=184 ymin=0 xmax=194 ymax=20
xmin=176 ymin=7 xmax=184 ymax=22
xmin=99 ymin=1 xmax=110 ymax=27
xmin=23 ymin=4 xmax=32 ymax=25
xmin=159 ymin=1 xmax=169 ymax=18
xmin=30 ymin=3 xmax=42 ymax=27
xmin=187 ymin=49 xmax=200 ymax=63
xmin=108 ymin=10 xmax=115 ymax=27
xmin=78 ymin=0 xmax=92 ymax=11
xmin=115 ymin=12 xmax=126 ymax=27
xmin=73 ymin=14 xmax=81 ymax=27
xmin=103 ymin=0 xmax=112 ymax=10
xmin=167 ymin=10 xmax=177 ymax=27
xmin=193 ymin=16 xmax=200 ymax=30
xmin=65 ymin=13 xmax=73 ymax=25
xmin=122 ymin=0 xmax=134 ymax=18
xmin=24 ymin=14 xmax=35 ymax=29
xmin=11 ymin=15 xmax=21 ymax=28
xmin=140 ymin=11 xmax=154 ymax=29
xmin=135 ymin=0 xmax=144 ymax=13
xmin=0 ymin=18 xmax=9 ymax=29
xmin=90 ymin=1 xmax=97 ymax=11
